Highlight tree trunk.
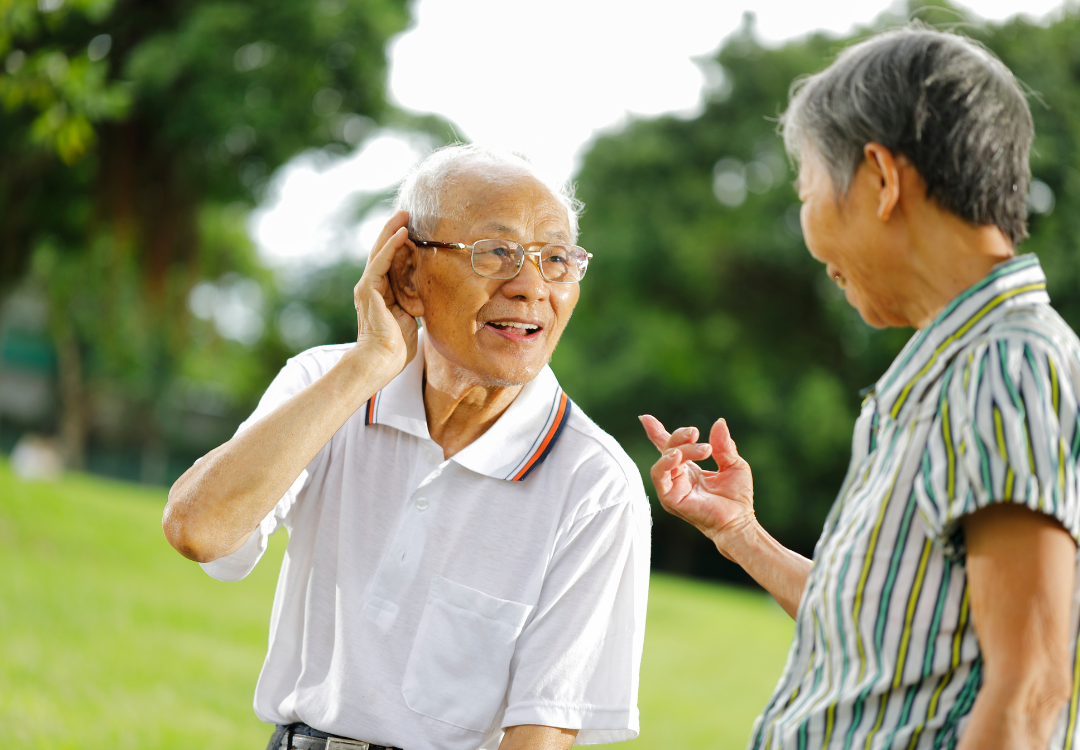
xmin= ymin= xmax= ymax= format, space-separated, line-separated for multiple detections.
xmin=54 ymin=314 xmax=86 ymax=471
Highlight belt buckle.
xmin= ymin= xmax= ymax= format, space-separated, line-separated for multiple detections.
xmin=326 ymin=739 xmax=370 ymax=750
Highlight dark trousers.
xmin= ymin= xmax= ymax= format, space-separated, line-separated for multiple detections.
xmin=266 ymin=722 xmax=403 ymax=750
xmin=266 ymin=723 xmax=332 ymax=750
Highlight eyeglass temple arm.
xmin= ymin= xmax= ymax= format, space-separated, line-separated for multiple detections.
xmin=409 ymin=238 xmax=467 ymax=250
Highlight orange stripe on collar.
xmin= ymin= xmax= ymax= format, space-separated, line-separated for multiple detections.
xmin=511 ymin=392 xmax=571 ymax=482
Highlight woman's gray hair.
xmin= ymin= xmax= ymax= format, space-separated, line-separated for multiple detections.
xmin=392 ymin=143 xmax=584 ymax=243
xmin=780 ymin=25 xmax=1033 ymax=245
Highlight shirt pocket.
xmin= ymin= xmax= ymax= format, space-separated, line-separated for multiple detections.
xmin=401 ymin=575 xmax=534 ymax=732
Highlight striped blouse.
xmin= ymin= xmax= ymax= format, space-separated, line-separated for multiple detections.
xmin=749 ymin=254 xmax=1080 ymax=750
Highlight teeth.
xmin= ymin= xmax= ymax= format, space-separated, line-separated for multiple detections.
xmin=491 ymin=321 xmax=539 ymax=330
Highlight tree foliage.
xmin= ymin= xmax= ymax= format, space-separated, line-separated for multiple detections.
xmin=558 ymin=4 xmax=1080 ymax=580
xmin=0 ymin=0 xmax=410 ymax=467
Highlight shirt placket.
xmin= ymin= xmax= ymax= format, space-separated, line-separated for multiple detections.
xmin=362 ymin=440 xmax=446 ymax=632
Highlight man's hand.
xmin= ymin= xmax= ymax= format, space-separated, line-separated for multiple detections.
xmin=640 ymin=415 xmax=756 ymax=555
xmin=163 ymin=211 xmax=421 ymax=564
xmin=640 ymin=414 xmax=811 ymax=617
xmin=354 ymin=209 xmax=418 ymax=379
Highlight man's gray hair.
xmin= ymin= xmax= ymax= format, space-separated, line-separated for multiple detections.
xmin=393 ymin=143 xmax=584 ymax=243
xmin=780 ymin=25 xmax=1033 ymax=245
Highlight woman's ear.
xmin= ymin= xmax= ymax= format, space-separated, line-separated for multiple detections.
xmin=389 ymin=240 xmax=425 ymax=318
xmin=862 ymin=142 xmax=901 ymax=221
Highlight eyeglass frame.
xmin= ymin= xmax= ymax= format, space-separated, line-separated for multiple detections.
xmin=408 ymin=237 xmax=592 ymax=284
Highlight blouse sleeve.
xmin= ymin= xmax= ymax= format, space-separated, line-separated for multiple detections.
xmin=916 ymin=335 xmax=1080 ymax=557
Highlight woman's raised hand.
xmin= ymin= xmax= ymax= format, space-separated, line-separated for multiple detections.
xmin=639 ymin=415 xmax=757 ymax=558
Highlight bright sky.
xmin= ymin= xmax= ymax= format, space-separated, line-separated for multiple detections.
xmin=249 ymin=0 xmax=1067 ymax=270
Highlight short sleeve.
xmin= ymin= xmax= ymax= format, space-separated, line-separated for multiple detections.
xmin=199 ymin=350 xmax=328 ymax=582
xmin=917 ymin=336 xmax=1080 ymax=555
xmin=501 ymin=479 xmax=651 ymax=744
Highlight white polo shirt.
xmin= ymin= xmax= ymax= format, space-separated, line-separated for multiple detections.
xmin=201 ymin=334 xmax=651 ymax=750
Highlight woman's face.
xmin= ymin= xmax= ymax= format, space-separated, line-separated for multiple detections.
xmin=797 ymin=150 xmax=912 ymax=329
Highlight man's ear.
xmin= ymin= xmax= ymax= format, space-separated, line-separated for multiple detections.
xmin=863 ymin=142 xmax=902 ymax=222
xmin=389 ymin=240 xmax=425 ymax=318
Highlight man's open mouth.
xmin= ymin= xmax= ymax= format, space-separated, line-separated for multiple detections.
xmin=486 ymin=321 xmax=542 ymax=338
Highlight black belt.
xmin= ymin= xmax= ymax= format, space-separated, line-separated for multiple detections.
xmin=270 ymin=724 xmax=402 ymax=750
xmin=287 ymin=737 xmax=399 ymax=750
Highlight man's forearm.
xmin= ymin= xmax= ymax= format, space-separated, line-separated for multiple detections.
xmin=498 ymin=725 xmax=578 ymax=750
xmin=714 ymin=517 xmax=812 ymax=618
xmin=163 ymin=345 xmax=390 ymax=562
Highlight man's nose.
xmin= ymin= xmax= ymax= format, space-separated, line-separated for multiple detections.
xmin=502 ymin=254 xmax=546 ymax=298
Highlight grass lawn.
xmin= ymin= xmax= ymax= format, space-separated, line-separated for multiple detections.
xmin=0 ymin=460 xmax=793 ymax=749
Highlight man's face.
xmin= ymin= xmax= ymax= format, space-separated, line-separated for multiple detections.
xmin=413 ymin=164 xmax=580 ymax=387
xmin=797 ymin=149 xmax=909 ymax=329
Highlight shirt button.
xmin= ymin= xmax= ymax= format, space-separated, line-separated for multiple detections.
xmin=415 ymin=497 xmax=429 ymax=511
xmin=424 ymin=449 xmax=438 ymax=463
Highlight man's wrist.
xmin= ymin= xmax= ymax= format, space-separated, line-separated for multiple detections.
xmin=333 ymin=343 xmax=402 ymax=404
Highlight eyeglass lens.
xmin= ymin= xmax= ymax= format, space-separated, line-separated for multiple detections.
xmin=471 ymin=239 xmax=588 ymax=282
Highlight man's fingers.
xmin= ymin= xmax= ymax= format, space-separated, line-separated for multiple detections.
xmin=365 ymin=226 xmax=409 ymax=279
xmin=369 ymin=210 xmax=409 ymax=256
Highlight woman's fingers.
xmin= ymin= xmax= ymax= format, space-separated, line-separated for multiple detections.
xmin=639 ymin=415 xmax=671 ymax=450
xmin=650 ymin=449 xmax=684 ymax=497
xmin=709 ymin=418 xmax=741 ymax=470
xmin=639 ymin=415 xmax=702 ymax=452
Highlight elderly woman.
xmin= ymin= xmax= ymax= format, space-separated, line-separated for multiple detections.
xmin=642 ymin=27 xmax=1080 ymax=750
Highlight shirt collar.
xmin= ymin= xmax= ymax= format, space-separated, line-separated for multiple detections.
xmin=871 ymin=253 xmax=1049 ymax=421
xmin=362 ymin=329 xmax=573 ymax=482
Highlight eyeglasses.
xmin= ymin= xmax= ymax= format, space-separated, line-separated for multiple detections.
xmin=409 ymin=237 xmax=592 ymax=283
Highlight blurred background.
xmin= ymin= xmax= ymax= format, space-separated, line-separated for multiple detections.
xmin=2 ymin=0 xmax=1079 ymax=745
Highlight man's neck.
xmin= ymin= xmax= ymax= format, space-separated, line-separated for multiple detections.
xmin=422 ymin=339 xmax=524 ymax=460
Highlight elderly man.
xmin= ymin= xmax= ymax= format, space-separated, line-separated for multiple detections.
xmin=164 ymin=144 xmax=650 ymax=750
xmin=643 ymin=27 xmax=1080 ymax=750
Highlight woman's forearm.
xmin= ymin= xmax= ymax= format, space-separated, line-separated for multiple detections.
xmin=715 ymin=516 xmax=812 ymax=618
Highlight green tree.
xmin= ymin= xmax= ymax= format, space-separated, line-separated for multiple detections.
xmin=561 ymin=5 xmax=1080 ymax=580
xmin=0 ymin=0 xmax=411 ymax=467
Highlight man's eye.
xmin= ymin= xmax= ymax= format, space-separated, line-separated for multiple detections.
xmin=490 ymin=245 xmax=513 ymax=258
